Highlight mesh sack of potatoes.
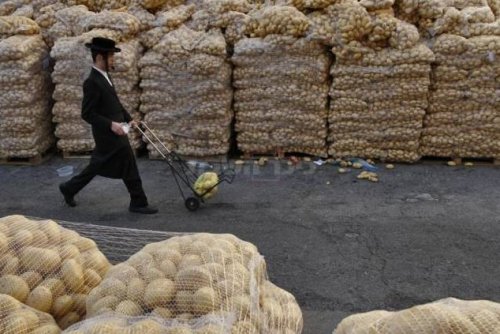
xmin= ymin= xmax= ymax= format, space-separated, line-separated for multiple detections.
xmin=0 ymin=215 xmax=111 ymax=330
xmin=10 ymin=5 xmax=34 ymax=19
xmin=0 ymin=34 xmax=46 ymax=62
xmin=53 ymin=5 xmax=93 ymax=37
xmin=233 ymin=36 xmax=329 ymax=156
xmin=0 ymin=16 xmax=40 ymax=38
xmin=0 ymin=1 xmax=18 ymax=16
xmin=0 ymin=293 xmax=61 ymax=334
xmin=154 ymin=4 xmax=196 ymax=28
xmin=140 ymin=27 xmax=233 ymax=157
xmin=334 ymin=297 xmax=500 ymax=334
xmin=79 ymin=11 xmax=141 ymax=39
xmin=83 ymin=233 xmax=303 ymax=333
xmin=57 ymin=139 xmax=95 ymax=152
xmin=55 ymin=122 xmax=92 ymax=140
xmin=246 ymin=6 xmax=310 ymax=38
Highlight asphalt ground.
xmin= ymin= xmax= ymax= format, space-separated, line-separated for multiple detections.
xmin=0 ymin=157 xmax=499 ymax=333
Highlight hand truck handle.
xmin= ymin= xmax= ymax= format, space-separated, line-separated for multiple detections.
xmin=135 ymin=121 xmax=172 ymax=159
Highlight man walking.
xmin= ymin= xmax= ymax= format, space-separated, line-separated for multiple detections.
xmin=59 ymin=37 xmax=157 ymax=214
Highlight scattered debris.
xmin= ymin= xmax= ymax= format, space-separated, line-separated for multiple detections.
xmin=258 ymin=157 xmax=268 ymax=166
xmin=338 ymin=168 xmax=348 ymax=174
xmin=447 ymin=161 xmax=457 ymax=166
xmin=357 ymin=171 xmax=379 ymax=182
xmin=314 ymin=159 xmax=326 ymax=166
xmin=235 ymin=160 xmax=245 ymax=165
xmin=386 ymin=164 xmax=395 ymax=169
xmin=464 ymin=162 xmax=474 ymax=167
xmin=303 ymin=157 xmax=312 ymax=162
xmin=352 ymin=162 xmax=363 ymax=169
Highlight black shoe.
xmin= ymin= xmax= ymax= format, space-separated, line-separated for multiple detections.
xmin=59 ymin=183 xmax=76 ymax=207
xmin=129 ymin=205 xmax=158 ymax=214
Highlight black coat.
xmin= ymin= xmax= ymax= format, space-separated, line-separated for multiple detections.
xmin=81 ymin=68 xmax=139 ymax=180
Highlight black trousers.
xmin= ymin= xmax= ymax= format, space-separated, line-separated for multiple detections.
xmin=63 ymin=163 xmax=148 ymax=208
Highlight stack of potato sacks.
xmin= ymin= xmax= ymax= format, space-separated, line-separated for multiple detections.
xmin=139 ymin=25 xmax=233 ymax=157
xmin=232 ymin=5 xmax=330 ymax=157
xmin=50 ymin=9 xmax=144 ymax=154
xmin=0 ymin=16 xmax=54 ymax=161
xmin=416 ymin=0 xmax=500 ymax=159
xmin=334 ymin=297 xmax=500 ymax=334
xmin=327 ymin=0 xmax=434 ymax=162
xmin=0 ymin=215 xmax=111 ymax=331
xmin=64 ymin=233 xmax=303 ymax=333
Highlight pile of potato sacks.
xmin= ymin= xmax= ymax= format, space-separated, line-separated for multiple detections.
xmin=334 ymin=297 xmax=500 ymax=334
xmin=50 ymin=8 xmax=144 ymax=154
xmin=0 ymin=215 xmax=111 ymax=331
xmin=232 ymin=5 xmax=331 ymax=157
xmin=328 ymin=0 xmax=434 ymax=162
xmin=139 ymin=26 xmax=233 ymax=157
xmin=0 ymin=16 xmax=54 ymax=160
xmin=419 ymin=0 xmax=500 ymax=159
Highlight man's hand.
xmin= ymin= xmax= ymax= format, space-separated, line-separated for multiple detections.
xmin=129 ymin=120 xmax=138 ymax=129
xmin=111 ymin=121 xmax=126 ymax=136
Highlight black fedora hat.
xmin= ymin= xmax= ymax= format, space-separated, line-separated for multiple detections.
xmin=85 ymin=37 xmax=121 ymax=53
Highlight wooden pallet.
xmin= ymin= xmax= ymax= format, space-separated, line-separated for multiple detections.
xmin=420 ymin=156 xmax=500 ymax=166
xmin=62 ymin=151 xmax=93 ymax=159
xmin=148 ymin=153 xmax=228 ymax=163
xmin=63 ymin=149 xmax=142 ymax=159
xmin=0 ymin=149 xmax=54 ymax=166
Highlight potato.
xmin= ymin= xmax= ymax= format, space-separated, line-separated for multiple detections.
xmin=82 ymin=250 xmax=110 ymax=277
xmin=39 ymin=278 xmax=66 ymax=298
xmin=127 ymin=277 xmax=146 ymax=304
xmin=20 ymin=247 xmax=61 ymax=274
xmin=8 ymin=309 xmax=40 ymax=330
xmin=26 ymin=286 xmax=53 ymax=313
xmin=0 ymin=293 xmax=21 ymax=313
xmin=0 ymin=275 xmax=30 ymax=302
xmin=178 ymin=254 xmax=203 ymax=270
xmin=39 ymin=220 xmax=62 ymax=244
xmin=159 ymin=259 xmax=177 ymax=279
xmin=115 ymin=300 xmax=143 ymax=316
xmin=61 ymin=259 xmax=85 ymax=292
xmin=142 ymin=267 xmax=165 ymax=283
xmin=144 ymin=278 xmax=176 ymax=308
xmin=153 ymin=248 xmax=183 ymax=267
xmin=1 ymin=255 xmax=19 ymax=275
xmin=175 ymin=267 xmax=212 ymax=291
xmin=193 ymin=287 xmax=220 ymax=314
xmin=31 ymin=230 xmax=49 ymax=247
xmin=12 ymin=229 xmax=34 ymax=248
xmin=57 ymin=311 xmax=80 ymax=330
xmin=52 ymin=295 xmax=74 ymax=319
xmin=89 ymin=295 xmax=120 ymax=315
xmin=84 ymin=268 xmax=102 ymax=288
xmin=73 ymin=238 xmax=97 ymax=253
xmin=0 ymin=315 xmax=30 ymax=333
xmin=59 ymin=245 xmax=81 ymax=262
xmin=100 ymin=278 xmax=127 ymax=300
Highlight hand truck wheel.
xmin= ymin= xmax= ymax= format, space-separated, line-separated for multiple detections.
xmin=185 ymin=197 xmax=200 ymax=211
